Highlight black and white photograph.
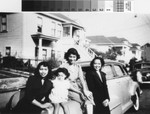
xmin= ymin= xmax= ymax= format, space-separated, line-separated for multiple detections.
xmin=0 ymin=0 xmax=150 ymax=114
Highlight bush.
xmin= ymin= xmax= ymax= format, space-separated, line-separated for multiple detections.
xmin=3 ymin=56 xmax=17 ymax=68
xmin=47 ymin=58 xmax=62 ymax=69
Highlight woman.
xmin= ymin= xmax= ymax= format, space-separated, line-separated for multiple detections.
xmin=85 ymin=57 xmax=110 ymax=114
xmin=61 ymin=48 xmax=94 ymax=114
xmin=13 ymin=61 xmax=53 ymax=114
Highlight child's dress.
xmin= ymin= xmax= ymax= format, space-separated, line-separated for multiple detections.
xmin=49 ymin=78 xmax=70 ymax=103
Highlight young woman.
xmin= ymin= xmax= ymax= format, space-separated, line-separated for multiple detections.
xmin=61 ymin=48 xmax=94 ymax=114
xmin=13 ymin=61 xmax=53 ymax=114
xmin=86 ymin=57 xmax=110 ymax=114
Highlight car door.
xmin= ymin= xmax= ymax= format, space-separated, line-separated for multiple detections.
xmin=113 ymin=64 xmax=131 ymax=111
xmin=102 ymin=64 xmax=123 ymax=112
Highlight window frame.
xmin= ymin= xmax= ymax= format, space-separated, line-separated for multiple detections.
xmin=102 ymin=64 xmax=115 ymax=80
xmin=0 ymin=14 xmax=7 ymax=32
xmin=37 ymin=16 xmax=43 ymax=33
xmin=51 ymin=21 xmax=56 ymax=36
xmin=112 ymin=64 xmax=127 ymax=78
xmin=57 ymin=24 xmax=62 ymax=37
xmin=5 ymin=46 xmax=11 ymax=56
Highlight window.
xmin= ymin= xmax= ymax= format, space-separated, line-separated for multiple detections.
xmin=57 ymin=24 xmax=62 ymax=37
xmin=51 ymin=22 xmax=56 ymax=36
xmin=5 ymin=47 xmax=11 ymax=56
xmin=35 ymin=47 xmax=39 ymax=58
xmin=51 ymin=49 xmax=55 ymax=59
xmin=114 ymin=65 xmax=124 ymax=77
xmin=42 ymin=49 xmax=47 ymax=60
xmin=102 ymin=65 xmax=114 ymax=80
xmin=0 ymin=14 xmax=7 ymax=32
xmin=63 ymin=26 xmax=70 ymax=37
xmin=37 ymin=17 xmax=43 ymax=33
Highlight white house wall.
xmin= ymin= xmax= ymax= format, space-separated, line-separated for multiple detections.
xmin=22 ymin=13 xmax=63 ymax=59
xmin=0 ymin=13 xmax=23 ymax=57
xmin=22 ymin=13 xmax=39 ymax=59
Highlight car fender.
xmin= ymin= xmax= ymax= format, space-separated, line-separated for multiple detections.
xmin=129 ymin=81 xmax=140 ymax=96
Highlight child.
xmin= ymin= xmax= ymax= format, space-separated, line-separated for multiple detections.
xmin=49 ymin=67 xmax=86 ymax=114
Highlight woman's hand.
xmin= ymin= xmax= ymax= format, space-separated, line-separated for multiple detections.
xmin=40 ymin=103 xmax=52 ymax=109
xmin=102 ymin=99 xmax=109 ymax=107
xmin=83 ymin=90 xmax=95 ymax=105
xmin=84 ymin=90 xmax=93 ymax=99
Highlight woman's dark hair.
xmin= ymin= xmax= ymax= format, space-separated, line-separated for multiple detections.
xmin=90 ymin=57 xmax=105 ymax=70
xmin=54 ymin=68 xmax=70 ymax=79
xmin=34 ymin=61 xmax=52 ymax=80
xmin=64 ymin=48 xmax=80 ymax=61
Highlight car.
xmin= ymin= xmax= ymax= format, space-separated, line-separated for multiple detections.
xmin=132 ymin=61 xmax=150 ymax=84
xmin=79 ymin=59 xmax=141 ymax=114
xmin=0 ymin=68 xmax=28 ymax=113
xmin=0 ymin=59 xmax=141 ymax=114
xmin=0 ymin=77 xmax=27 ymax=112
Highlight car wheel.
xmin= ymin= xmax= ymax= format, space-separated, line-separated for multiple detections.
xmin=132 ymin=91 xmax=139 ymax=111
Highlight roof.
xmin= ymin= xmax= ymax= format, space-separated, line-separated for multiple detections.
xmin=86 ymin=36 xmax=113 ymax=44
xmin=107 ymin=37 xmax=127 ymax=44
xmin=86 ymin=35 xmax=129 ymax=45
xmin=130 ymin=43 xmax=141 ymax=50
xmin=132 ymin=43 xmax=140 ymax=47
xmin=38 ymin=13 xmax=83 ymax=29
xmin=50 ymin=13 xmax=77 ymax=24
xmin=142 ymin=43 xmax=150 ymax=48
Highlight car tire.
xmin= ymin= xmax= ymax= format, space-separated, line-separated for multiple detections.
xmin=132 ymin=91 xmax=139 ymax=111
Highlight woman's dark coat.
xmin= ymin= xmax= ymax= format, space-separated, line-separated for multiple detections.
xmin=86 ymin=69 xmax=110 ymax=114
xmin=13 ymin=76 xmax=53 ymax=114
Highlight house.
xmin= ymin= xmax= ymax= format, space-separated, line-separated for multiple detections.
xmin=130 ymin=43 xmax=142 ymax=61
xmin=0 ymin=13 xmax=94 ymax=66
xmin=141 ymin=43 xmax=150 ymax=61
xmin=86 ymin=35 xmax=114 ymax=53
xmin=86 ymin=35 xmax=141 ymax=63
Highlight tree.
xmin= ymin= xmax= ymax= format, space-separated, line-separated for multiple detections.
xmin=105 ymin=47 xmax=122 ymax=60
xmin=91 ymin=47 xmax=123 ymax=60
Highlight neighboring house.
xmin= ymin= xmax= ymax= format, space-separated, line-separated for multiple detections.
xmin=141 ymin=43 xmax=150 ymax=61
xmin=86 ymin=35 xmax=113 ymax=53
xmin=86 ymin=35 xmax=141 ymax=63
xmin=130 ymin=43 xmax=142 ymax=61
xmin=0 ymin=13 xmax=94 ymax=66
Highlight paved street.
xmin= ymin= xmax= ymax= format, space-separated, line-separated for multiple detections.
xmin=125 ymin=85 xmax=150 ymax=114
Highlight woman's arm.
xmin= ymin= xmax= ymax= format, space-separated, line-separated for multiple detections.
xmin=78 ymin=65 xmax=89 ymax=91
xmin=25 ymin=77 xmax=37 ymax=102
xmin=101 ymin=72 xmax=110 ymax=101
xmin=78 ymin=66 xmax=94 ymax=103
xmin=32 ymin=99 xmax=52 ymax=109
xmin=69 ymin=84 xmax=82 ymax=94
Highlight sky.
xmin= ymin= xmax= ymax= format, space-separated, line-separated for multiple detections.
xmin=0 ymin=0 xmax=21 ymax=12
xmin=64 ymin=0 xmax=150 ymax=46
xmin=65 ymin=12 xmax=150 ymax=46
